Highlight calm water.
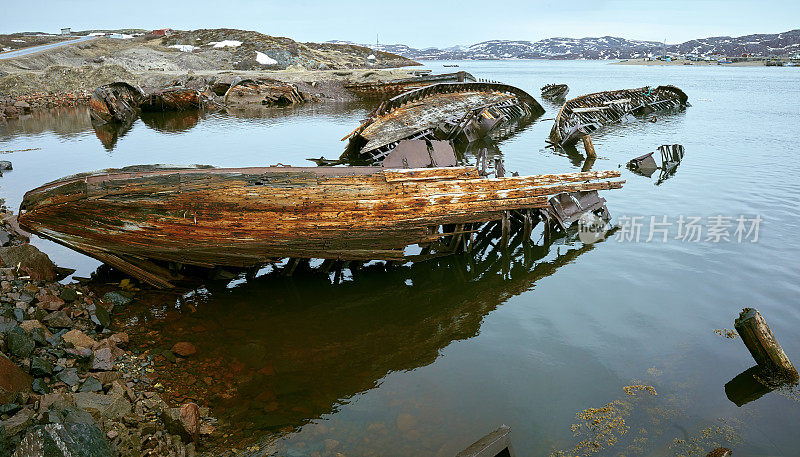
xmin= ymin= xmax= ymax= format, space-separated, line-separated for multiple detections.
xmin=2 ymin=60 xmax=800 ymax=456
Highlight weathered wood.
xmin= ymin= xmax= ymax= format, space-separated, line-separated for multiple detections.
xmin=582 ymin=135 xmax=597 ymax=158
xmin=19 ymin=166 xmax=624 ymax=288
xmin=734 ymin=308 xmax=799 ymax=381
xmin=549 ymin=85 xmax=689 ymax=148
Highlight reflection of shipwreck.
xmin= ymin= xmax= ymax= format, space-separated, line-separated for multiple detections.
xmin=344 ymin=71 xmax=476 ymax=99
xmin=548 ymin=86 xmax=689 ymax=148
xmin=19 ymin=165 xmax=622 ymax=288
xmin=121 ymin=222 xmax=606 ymax=442
xmin=342 ymin=82 xmax=545 ymax=164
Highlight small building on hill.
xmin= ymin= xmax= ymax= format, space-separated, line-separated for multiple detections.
xmin=61 ymin=28 xmax=71 ymax=36
xmin=151 ymin=29 xmax=173 ymax=37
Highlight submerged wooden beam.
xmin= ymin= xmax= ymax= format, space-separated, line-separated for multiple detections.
xmin=735 ymin=308 xmax=798 ymax=381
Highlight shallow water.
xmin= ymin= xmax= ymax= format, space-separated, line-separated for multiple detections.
xmin=2 ymin=60 xmax=800 ymax=456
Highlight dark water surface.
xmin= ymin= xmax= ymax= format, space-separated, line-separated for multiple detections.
xmin=2 ymin=60 xmax=800 ymax=456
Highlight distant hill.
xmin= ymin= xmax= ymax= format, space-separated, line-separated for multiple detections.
xmin=332 ymin=29 xmax=800 ymax=60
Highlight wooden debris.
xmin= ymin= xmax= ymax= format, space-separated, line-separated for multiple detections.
xmin=342 ymin=82 xmax=545 ymax=164
xmin=549 ymin=85 xmax=689 ymax=148
xmin=140 ymin=87 xmax=203 ymax=112
xmin=345 ymin=71 xmax=476 ymax=99
xmin=223 ymin=78 xmax=307 ymax=107
xmin=89 ymin=82 xmax=144 ymax=124
xmin=582 ymin=135 xmax=596 ymax=158
xmin=734 ymin=307 xmax=798 ymax=381
xmin=541 ymin=83 xmax=569 ymax=100
xmin=18 ymin=165 xmax=623 ymax=288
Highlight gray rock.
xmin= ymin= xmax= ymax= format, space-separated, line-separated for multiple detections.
xmin=0 ymin=229 xmax=9 ymax=247
xmin=7 ymin=326 xmax=35 ymax=358
xmin=42 ymin=311 xmax=72 ymax=329
xmin=0 ymin=316 xmax=16 ymax=334
xmin=101 ymin=291 xmax=133 ymax=308
xmin=57 ymin=368 xmax=80 ymax=387
xmin=79 ymin=377 xmax=102 ymax=393
xmin=13 ymin=420 xmax=113 ymax=457
xmin=91 ymin=348 xmax=113 ymax=371
xmin=0 ymin=161 xmax=10 ymax=171
xmin=29 ymin=357 xmax=53 ymax=377
xmin=73 ymin=392 xmax=131 ymax=420
xmin=31 ymin=378 xmax=51 ymax=394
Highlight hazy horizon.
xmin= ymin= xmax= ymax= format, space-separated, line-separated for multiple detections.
xmin=1 ymin=0 xmax=798 ymax=48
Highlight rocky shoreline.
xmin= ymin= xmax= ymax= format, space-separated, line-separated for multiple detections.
xmin=0 ymin=202 xmax=220 ymax=456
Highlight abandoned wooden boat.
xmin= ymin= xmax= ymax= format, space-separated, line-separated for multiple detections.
xmin=541 ymin=83 xmax=569 ymax=100
xmin=89 ymin=82 xmax=144 ymax=124
xmin=18 ymin=165 xmax=623 ymax=288
xmin=342 ymin=82 xmax=545 ymax=164
xmin=344 ymin=71 xmax=476 ymax=99
xmin=548 ymin=85 xmax=689 ymax=148
xmin=223 ymin=78 xmax=308 ymax=107
xmin=140 ymin=87 xmax=203 ymax=112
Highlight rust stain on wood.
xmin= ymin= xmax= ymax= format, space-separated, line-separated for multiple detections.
xmin=18 ymin=165 xmax=623 ymax=288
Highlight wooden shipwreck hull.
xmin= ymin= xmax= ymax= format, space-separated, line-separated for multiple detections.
xmin=541 ymin=83 xmax=569 ymax=100
xmin=342 ymin=82 xmax=545 ymax=164
xmin=344 ymin=71 xmax=476 ymax=99
xmin=18 ymin=165 xmax=622 ymax=288
xmin=89 ymin=82 xmax=144 ymax=124
xmin=549 ymin=85 xmax=689 ymax=148
xmin=223 ymin=78 xmax=308 ymax=107
xmin=140 ymin=87 xmax=203 ymax=112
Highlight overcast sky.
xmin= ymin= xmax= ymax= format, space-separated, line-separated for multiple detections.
xmin=1 ymin=0 xmax=797 ymax=47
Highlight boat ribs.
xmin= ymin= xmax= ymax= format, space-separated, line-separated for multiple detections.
xmin=548 ymin=85 xmax=689 ymax=148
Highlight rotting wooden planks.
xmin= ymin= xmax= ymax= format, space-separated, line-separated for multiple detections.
xmin=19 ymin=166 xmax=623 ymax=288
xmin=548 ymin=85 xmax=689 ymax=148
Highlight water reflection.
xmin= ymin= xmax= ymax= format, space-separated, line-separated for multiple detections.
xmin=0 ymin=106 xmax=92 ymax=138
xmin=140 ymin=111 xmax=202 ymax=133
xmin=120 ymin=231 xmax=605 ymax=453
xmin=92 ymin=118 xmax=135 ymax=151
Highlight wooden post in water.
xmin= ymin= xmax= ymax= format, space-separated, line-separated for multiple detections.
xmin=734 ymin=308 xmax=799 ymax=381
xmin=582 ymin=135 xmax=597 ymax=158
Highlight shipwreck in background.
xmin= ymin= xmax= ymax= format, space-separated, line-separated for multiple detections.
xmin=548 ymin=85 xmax=689 ymax=148
xmin=344 ymin=71 xmax=476 ymax=100
xmin=341 ymin=82 xmax=545 ymax=165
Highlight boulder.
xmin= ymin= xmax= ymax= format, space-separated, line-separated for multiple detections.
xmin=0 ymin=245 xmax=59 ymax=281
xmin=0 ymin=161 xmax=11 ymax=171
xmin=0 ymin=353 xmax=32 ymax=403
